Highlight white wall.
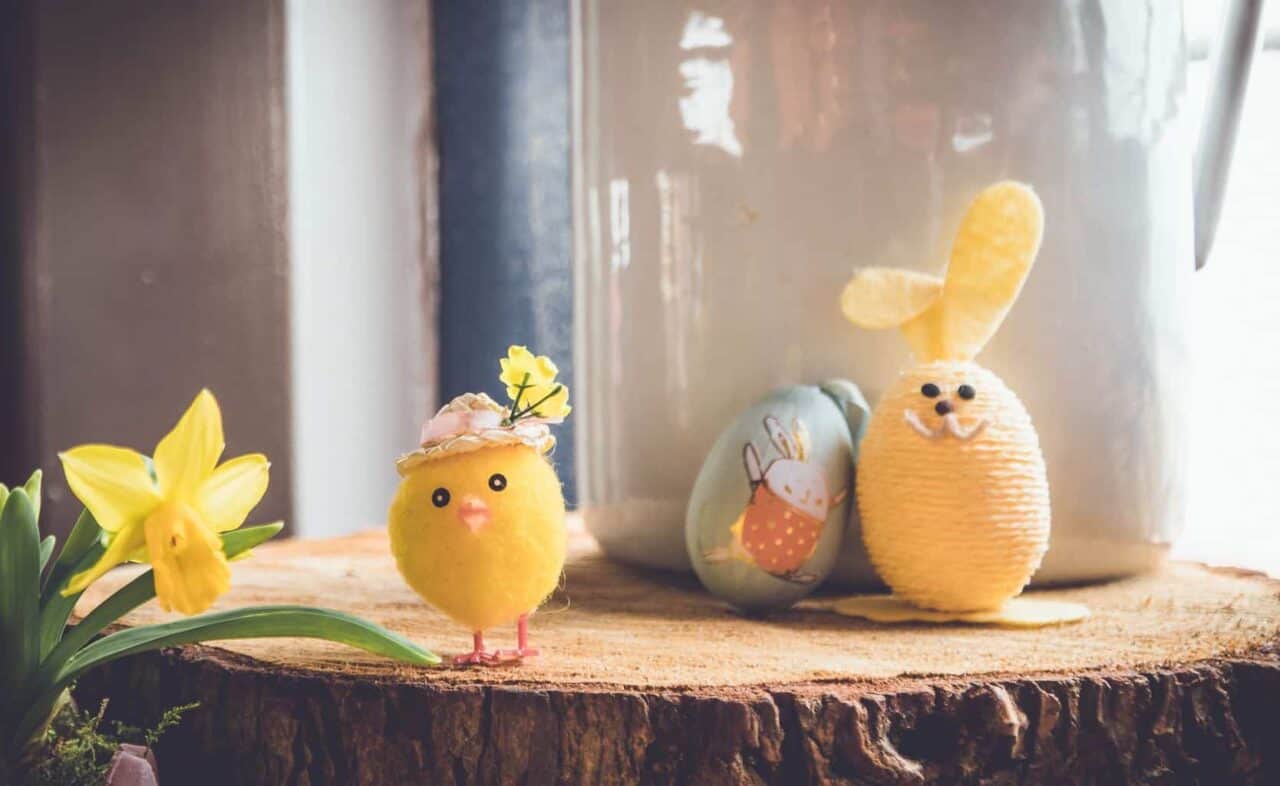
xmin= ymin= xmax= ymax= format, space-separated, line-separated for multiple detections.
xmin=286 ymin=0 xmax=434 ymax=537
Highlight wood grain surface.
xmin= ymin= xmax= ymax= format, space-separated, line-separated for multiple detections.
xmin=72 ymin=516 xmax=1280 ymax=785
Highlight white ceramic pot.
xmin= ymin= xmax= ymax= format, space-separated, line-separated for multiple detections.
xmin=572 ymin=0 xmax=1263 ymax=585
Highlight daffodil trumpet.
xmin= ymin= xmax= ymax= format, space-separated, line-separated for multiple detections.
xmin=0 ymin=391 xmax=439 ymax=778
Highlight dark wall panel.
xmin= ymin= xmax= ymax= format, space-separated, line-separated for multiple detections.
xmin=434 ymin=0 xmax=576 ymax=501
xmin=3 ymin=0 xmax=292 ymax=538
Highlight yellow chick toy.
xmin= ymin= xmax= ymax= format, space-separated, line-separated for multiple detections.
xmin=836 ymin=181 xmax=1086 ymax=626
xmin=389 ymin=347 xmax=570 ymax=664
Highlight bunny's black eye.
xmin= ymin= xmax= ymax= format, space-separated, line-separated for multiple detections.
xmin=488 ymin=473 xmax=507 ymax=492
xmin=957 ymin=384 xmax=976 ymax=400
xmin=921 ymin=383 xmax=940 ymax=398
xmin=431 ymin=488 xmax=451 ymax=508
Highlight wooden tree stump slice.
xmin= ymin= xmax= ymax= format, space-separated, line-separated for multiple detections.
xmin=73 ymin=517 xmax=1280 ymax=785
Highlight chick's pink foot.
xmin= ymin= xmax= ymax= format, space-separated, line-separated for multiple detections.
xmin=452 ymin=632 xmax=500 ymax=666
xmin=452 ymin=650 xmax=500 ymax=666
xmin=495 ymin=614 xmax=540 ymax=660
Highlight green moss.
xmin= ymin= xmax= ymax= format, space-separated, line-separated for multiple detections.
xmin=25 ymin=699 xmax=195 ymax=786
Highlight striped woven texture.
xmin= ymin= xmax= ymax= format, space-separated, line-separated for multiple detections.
xmin=858 ymin=361 xmax=1050 ymax=612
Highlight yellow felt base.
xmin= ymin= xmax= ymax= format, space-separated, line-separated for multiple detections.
xmin=831 ymin=595 xmax=1089 ymax=628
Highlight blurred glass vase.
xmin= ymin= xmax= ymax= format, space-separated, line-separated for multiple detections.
xmin=573 ymin=1 xmax=1261 ymax=585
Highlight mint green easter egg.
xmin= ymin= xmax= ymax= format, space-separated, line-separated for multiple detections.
xmin=685 ymin=380 xmax=871 ymax=613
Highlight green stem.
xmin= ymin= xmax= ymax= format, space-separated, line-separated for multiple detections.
xmin=506 ymin=372 xmax=532 ymax=423
xmin=510 ymin=384 xmax=562 ymax=420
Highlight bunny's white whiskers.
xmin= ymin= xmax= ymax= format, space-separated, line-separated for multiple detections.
xmin=904 ymin=409 xmax=941 ymax=439
xmin=944 ymin=413 xmax=989 ymax=441
xmin=904 ymin=409 xmax=989 ymax=441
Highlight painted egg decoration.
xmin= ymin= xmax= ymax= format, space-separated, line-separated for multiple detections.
xmin=685 ymin=380 xmax=870 ymax=612
xmin=737 ymin=420 xmax=828 ymax=576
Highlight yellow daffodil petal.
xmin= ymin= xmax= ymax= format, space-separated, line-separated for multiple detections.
xmin=499 ymin=346 xmax=556 ymax=389
xmin=145 ymin=502 xmax=230 ymax=615
xmin=498 ymin=347 xmax=531 ymax=385
xmin=199 ymin=453 xmax=270 ymax=532
xmin=62 ymin=524 xmax=146 ymax=596
xmin=499 ymin=346 xmax=570 ymax=420
xmin=154 ymin=389 xmax=225 ymax=503
xmin=529 ymin=383 xmax=571 ymax=419
xmin=58 ymin=445 xmax=160 ymax=533
xmin=534 ymin=354 xmax=559 ymax=380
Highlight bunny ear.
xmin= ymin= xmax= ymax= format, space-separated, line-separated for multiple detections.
xmin=932 ymin=181 xmax=1044 ymax=360
xmin=840 ymin=267 xmax=944 ymax=330
xmin=841 ymin=267 xmax=947 ymax=361
xmin=742 ymin=443 xmax=764 ymax=483
xmin=790 ymin=418 xmax=810 ymax=462
xmin=762 ymin=416 xmax=797 ymax=459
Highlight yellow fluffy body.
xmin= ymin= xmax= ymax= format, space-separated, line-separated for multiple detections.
xmin=388 ymin=444 xmax=567 ymax=632
xmin=858 ymin=362 xmax=1049 ymax=611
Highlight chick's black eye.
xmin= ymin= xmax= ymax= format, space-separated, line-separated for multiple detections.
xmin=431 ymin=487 xmax=450 ymax=508
xmin=488 ymin=473 xmax=507 ymax=492
xmin=957 ymin=384 xmax=976 ymax=400
xmin=921 ymin=383 xmax=940 ymax=398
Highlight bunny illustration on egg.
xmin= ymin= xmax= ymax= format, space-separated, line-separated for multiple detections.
xmin=835 ymin=181 xmax=1087 ymax=626
xmin=725 ymin=416 xmax=845 ymax=582
xmin=687 ymin=381 xmax=870 ymax=612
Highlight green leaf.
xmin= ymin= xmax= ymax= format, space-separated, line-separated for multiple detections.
xmin=220 ymin=521 xmax=284 ymax=558
xmin=22 ymin=469 xmax=41 ymax=522
xmin=38 ymin=510 xmax=105 ymax=654
xmin=39 ymin=536 xmax=55 ymax=573
xmin=7 ymin=523 xmax=288 ymax=754
xmin=0 ymin=489 xmax=42 ymax=703
xmin=51 ymin=509 xmax=104 ymax=575
xmin=9 ymin=605 xmax=441 ymax=746
xmin=10 ymin=524 xmax=104 ymax=749
xmin=37 ymin=537 xmax=105 ymax=660
xmin=43 ymin=522 xmax=285 ymax=675
xmin=61 ymin=605 xmax=440 ymax=685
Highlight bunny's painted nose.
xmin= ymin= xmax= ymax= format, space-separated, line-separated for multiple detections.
xmin=934 ymin=400 xmax=953 ymax=416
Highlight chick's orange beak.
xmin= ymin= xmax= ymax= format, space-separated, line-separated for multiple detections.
xmin=457 ymin=494 xmax=492 ymax=533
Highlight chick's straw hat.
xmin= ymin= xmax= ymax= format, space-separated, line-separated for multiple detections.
xmin=395 ymin=392 xmax=556 ymax=476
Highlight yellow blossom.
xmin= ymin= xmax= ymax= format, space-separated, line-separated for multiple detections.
xmin=497 ymin=345 xmax=571 ymax=420
xmin=59 ymin=389 xmax=269 ymax=615
xmin=499 ymin=345 xmax=557 ymax=399
xmin=525 ymin=383 xmax=570 ymax=420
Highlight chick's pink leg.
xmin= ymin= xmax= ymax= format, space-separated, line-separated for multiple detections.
xmin=497 ymin=614 xmax=539 ymax=659
xmin=517 ymin=614 xmax=539 ymax=657
xmin=453 ymin=631 xmax=500 ymax=666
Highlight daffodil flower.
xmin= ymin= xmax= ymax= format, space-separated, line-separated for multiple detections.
xmin=498 ymin=345 xmax=571 ymax=422
xmin=498 ymin=345 xmax=558 ymax=399
xmin=59 ymin=389 xmax=269 ymax=615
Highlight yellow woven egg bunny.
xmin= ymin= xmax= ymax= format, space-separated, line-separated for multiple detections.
xmin=835 ymin=181 xmax=1087 ymax=627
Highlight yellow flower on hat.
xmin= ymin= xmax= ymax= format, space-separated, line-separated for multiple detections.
xmin=499 ymin=345 xmax=571 ymax=421
xmin=499 ymin=345 xmax=557 ymax=398
xmin=525 ymin=383 xmax=570 ymax=420
xmin=59 ymin=389 xmax=270 ymax=615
